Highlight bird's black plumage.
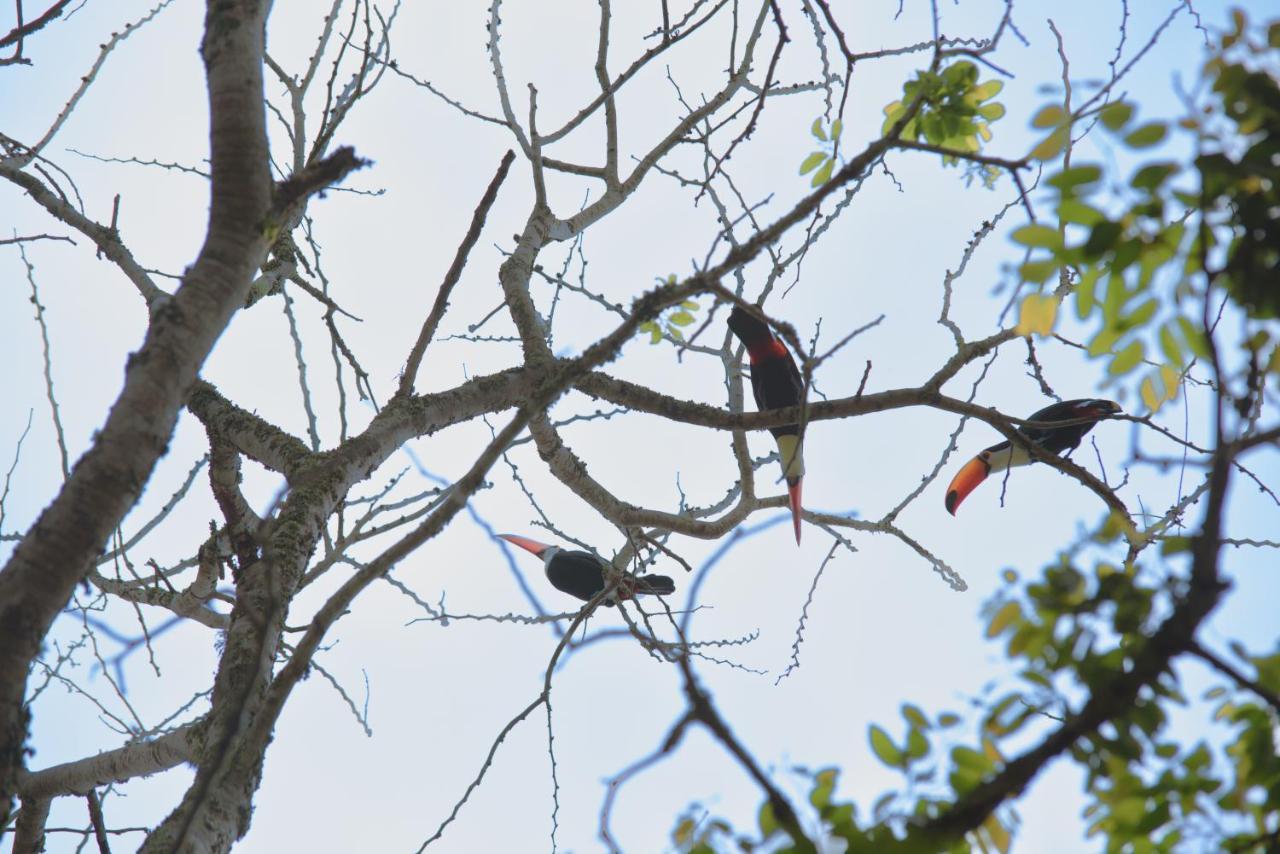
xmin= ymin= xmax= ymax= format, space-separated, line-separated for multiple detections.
xmin=727 ymin=307 xmax=804 ymax=439
xmin=981 ymin=398 xmax=1122 ymax=457
xmin=545 ymin=549 xmax=675 ymax=605
xmin=727 ymin=305 xmax=808 ymax=543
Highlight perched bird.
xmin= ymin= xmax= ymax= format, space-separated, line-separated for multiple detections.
xmin=727 ymin=305 xmax=806 ymax=544
xmin=945 ymin=398 xmax=1122 ymax=515
xmin=498 ymin=534 xmax=675 ymax=606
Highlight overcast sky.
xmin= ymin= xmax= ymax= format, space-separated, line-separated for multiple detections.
xmin=3 ymin=1 xmax=1277 ymax=852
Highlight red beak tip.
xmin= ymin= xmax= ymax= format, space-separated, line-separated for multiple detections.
xmin=787 ymin=481 xmax=803 ymax=546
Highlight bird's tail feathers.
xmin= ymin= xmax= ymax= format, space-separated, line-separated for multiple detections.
xmin=636 ymin=574 xmax=676 ymax=596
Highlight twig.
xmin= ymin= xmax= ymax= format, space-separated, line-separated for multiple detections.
xmin=398 ymin=150 xmax=515 ymax=397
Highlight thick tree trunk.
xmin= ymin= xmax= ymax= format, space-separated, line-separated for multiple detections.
xmin=0 ymin=0 xmax=272 ymax=827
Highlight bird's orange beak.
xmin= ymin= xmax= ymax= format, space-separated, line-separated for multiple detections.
xmin=497 ymin=534 xmax=551 ymax=556
xmin=944 ymin=456 xmax=990 ymax=516
xmin=787 ymin=478 xmax=803 ymax=545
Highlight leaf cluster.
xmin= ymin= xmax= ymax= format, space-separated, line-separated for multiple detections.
xmin=1015 ymin=13 xmax=1280 ymax=411
xmin=882 ymin=60 xmax=1006 ymax=182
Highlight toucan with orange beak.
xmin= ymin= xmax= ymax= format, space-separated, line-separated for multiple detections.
xmin=727 ymin=305 xmax=806 ymax=544
xmin=944 ymin=398 xmax=1122 ymax=515
xmin=498 ymin=534 xmax=675 ymax=605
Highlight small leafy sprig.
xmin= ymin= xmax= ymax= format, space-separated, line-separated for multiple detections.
xmin=798 ymin=117 xmax=844 ymax=187
xmin=638 ymin=276 xmax=700 ymax=344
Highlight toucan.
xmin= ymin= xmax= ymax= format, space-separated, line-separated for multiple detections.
xmin=727 ymin=305 xmax=806 ymax=544
xmin=944 ymin=398 xmax=1122 ymax=515
xmin=498 ymin=534 xmax=676 ymax=606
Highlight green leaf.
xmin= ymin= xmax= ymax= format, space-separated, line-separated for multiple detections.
xmin=758 ymin=801 xmax=779 ymax=838
xmin=1131 ymin=162 xmax=1179 ymax=191
xmin=1177 ymin=316 xmax=1211 ymax=358
xmin=938 ymin=713 xmax=962 ymax=728
xmin=811 ymin=117 xmax=827 ymax=141
xmin=809 ymin=768 xmax=837 ymax=809
xmin=978 ymin=102 xmax=1006 ymax=121
xmin=669 ymin=311 xmax=695 ymax=326
xmin=811 ymin=157 xmax=835 ymax=187
xmin=1088 ymin=327 xmax=1120 ymax=357
xmin=1120 ymin=298 xmax=1158 ymax=330
xmin=831 ymin=119 xmax=843 ymax=140
xmin=1123 ymin=122 xmax=1168 ymax=148
xmin=1109 ymin=339 xmax=1146 ymax=375
xmin=1099 ymin=101 xmax=1133 ymax=130
xmin=1011 ymin=224 xmax=1062 ymax=249
xmin=869 ymin=725 xmax=904 ymax=768
xmin=1048 ymin=165 xmax=1103 ymax=191
xmin=1030 ymin=127 xmax=1068 ymax=161
xmin=1019 ymin=260 xmax=1057 ymax=284
xmin=1075 ymin=267 xmax=1099 ymax=319
xmin=902 ymin=704 xmax=930 ymax=730
xmin=1083 ymin=220 xmax=1123 ymax=258
xmin=972 ymin=80 xmax=1004 ymax=101
xmin=906 ymin=727 xmax=930 ymax=760
xmin=1159 ymin=322 xmax=1185 ymax=367
xmin=1031 ymin=104 xmax=1067 ymax=129
xmin=1060 ymin=199 xmax=1106 ymax=226
xmin=799 ymin=151 xmax=827 ymax=175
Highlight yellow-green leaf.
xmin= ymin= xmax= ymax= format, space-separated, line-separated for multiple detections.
xmin=1030 ymin=127 xmax=1068 ymax=161
xmin=869 ymin=724 xmax=903 ymax=767
xmin=1109 ymin=339 xmax=1145 ymax=375
xmin=1124 ymin=122 xmax=1167 ymax=148
xmin=1031 ymin=104 xmax=1066 ymax=129
xmin=982 ymin=735 xmax=1005 ymax=764
xmin=1011 ymin=224 xmax=1062 ymax=249
xmin=799 ymin=151 xmax=827 ymax=174
xmin=1159 ymin=364 xmax=1180 ymax=400
xmin=986 ymin=600 xmax=1022 ymax=638
xmin=1099 ymin=101 xmax=1133 ymax=130
xmin=811 ymin=117 xmax=827 ymax=141
xmin=1015 ymin=293 xmax=1058 ymax=337
xmin=1075 ymin=268 xmax=1099 ymax=319
xmin=1159 ymin=322 xmax=1184 ymax=367
xmin=983 ymin=813 xmax=1012 ymax=854
xmin=669 ymin=311 xmax=695 ymax=326
xmin=1140 ymin=375 xmax=1162 ymax=412
xmin=1060 ymin=199 xmax=1105 ymax=226
xmin=979 ymin=102 xmax=1006 ymax=121
xmin=811 ymin=157 xmax=835 ymax=187
xmin=831 ymin=119 xmax=843 ymax=140
xmin=1019 ymin=259 xmax=1057 ymax=284
xmin=972 ymin=80 xmax=1004 ymax=101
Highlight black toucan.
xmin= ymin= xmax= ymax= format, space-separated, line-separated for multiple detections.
xmin=727 ymin=305 xmax=806 ymax=544
xmin=944 ymin=398 xmax=1122 ymax=515
xmin=498 ymin=534 xmax=676 ymax=605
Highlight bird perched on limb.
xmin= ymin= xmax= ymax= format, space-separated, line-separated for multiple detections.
xmin=727 ymin=304 xmax=807 ymax=544
xmin=498 ymin=534 xmax=675 ymax=605
xmin=945 ymin=398 xmax=1122 ymax=515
